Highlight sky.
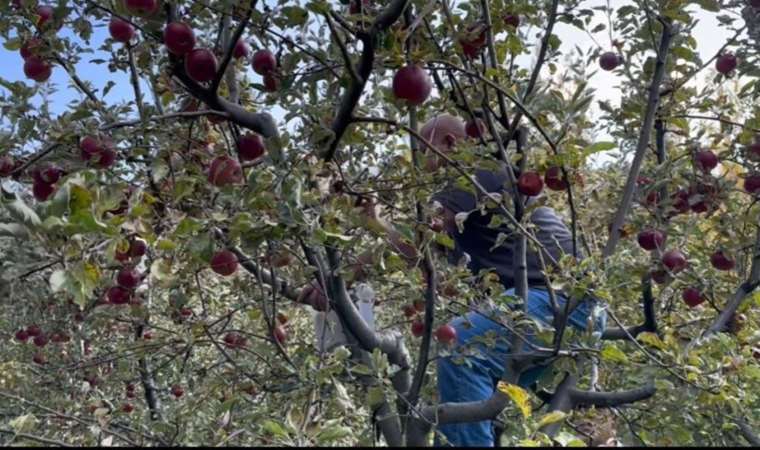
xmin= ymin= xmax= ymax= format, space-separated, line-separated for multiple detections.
xmin=0 ymin=0 xmax=736 ymax=163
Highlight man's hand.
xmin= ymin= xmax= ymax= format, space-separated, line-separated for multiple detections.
xmin=298 ymin=280 xmax=329 ymax=312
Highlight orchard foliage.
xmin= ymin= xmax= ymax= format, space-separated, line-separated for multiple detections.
xmin=1 ymin=0 xmax=760 ymax=447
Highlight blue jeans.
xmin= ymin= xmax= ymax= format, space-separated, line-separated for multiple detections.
xmin=436 ymin=288 xmax=607 ymax=447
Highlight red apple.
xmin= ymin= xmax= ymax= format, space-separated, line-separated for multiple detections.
xmin=262 ymin=72 xmax=279 ymax=92
xmin=143 ymin=331 xmax=153 ymax=340
xmin=208 ymin=156 xmax=243 ymax=187
xmin=662 ymin=249 xmax=688 ymax=273
xmin=36 ymin=5 xmax=54 ymax=29
xmin=710 ymin=250 xmax=735 ymax=271
xmin=459 ymin=23 xmax=487 ymax=59
xmin=745 ymin=174 xmax=760 ymax=195
xmin=163 ymin=22 xmax=195 ymax=56
xmin=32 ymin=352 xmax=46 ymax=365
xmin=252 ymin=49 xmax=277 ymax=75
xmin=80 ymin=136 xmax=103 ymax=161
xmin=32 ymin=164 xmax=63 ymax=184
xmin=637 ymin=229 xmax=665 ymax=251
xmin=273 ymin=325 xmax=287 ymax=345
xmin=694 ymin=149 xmax=718 ymax=172
xmin=503 ymin=12 xmax=520 ymax=28
xmin=32 ymin=181 xmax=55 ymax=201
xmin=411 ymin=320 xmax=425 ymax=337
xmin=94 ymin=147 xmax=117 ymax=169
xmin=109 ymin=17 xmax=135 ymax=43
xmin=33 ymin=334 xmax=48 ymax=347
xmin=544 ymin=166 xmax=568 ymax=191
xmin=179 ymin=307 xmax=192 ymax=317
xmin=748 ymin=142 xmax=760 ymax=159
xmin=129 ymin=238 xmax=148 ymax=258
xmin=434 ymin=324 xmax=457 ymax=344
xmin=233 ymin=39 xmax=250 ymax=59
xmin=716 ymin=52 xmax=738 ymax=75
xmin=671 ymin=188 xmax=690 ymax=215
xmin=517 ymin=171 xmax=544 ymax=196
xmin=599 ymin=52 xmax=622 ymax=71
xmin=403 ymin=304 xmax=417 ymax=318
xmin=185 ymin=48 xmax=218 ymax=83
xmin=237 ymin=133 xmax=266 ymax=161
xmin=108 ymin=286 xmax=131 ymax=304
xmin=117 ymin=268 xmax=141 ymax=289
xmin=392 ymin=65 xmax=432 ymax=106
xmin=688 ymin=183 xmax=717 ymax=214
xmin=124 ymin=0 xmax=159 ymax=17
xmin=0 ymin=156 xmax=14 ymax=177
xmin=23 ymin=56 xmax=52 ymax=82
xmin=26 ymin=325 xmax=41 ymax=337
xmin=19 ymin=38 xmax=43 ymax=59
xmin=15 ymin=329 xmax=29 ymax=342
xmin=348 ymin=0 xmax=370 ymax=14
xmin=171 ymin=384 xmax=184 ymax=398
xmin=126 ymin=383 xmax=135 ymax=392
xmin=210 ymin=250 xmax=238 ymax=276
xmin=682 ymin=288 xmax=704 ymax=308
xmin=465 ymin=118 xmax=487 ymax=139
xmin=121 ymin=403 xmax=134 ymax=413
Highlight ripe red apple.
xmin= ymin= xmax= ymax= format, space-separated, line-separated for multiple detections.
xmin=20 ymin=38 xmax=43 ymax=59
xmin=109 ymin=17 xmax=135 ymax=43
xmin=122 ymin=403 xmax=134 ymax=413
xmin=210 ymin=250 xmax=238 ymax=276
xmin=682 ymin=288 xmax=704 ymax=308
xmin=26 ymin=325 xmax=41 ymax=337
xmin=688 ymin=183 xmax=718 ymax=214
xmin=392 ymin=65 xmax=432 ymax=106
xmin=94 ymin=147 xmax=117 ymax=169
xmin=599 ymin=52 xmax=622 ymax=71
xmin=745 ymin=174 xmax=760 ymax=195
xmin=411 ymin=320 xmax=425 ymax=337
xmin=129 ymin=238 xmax=148 ymax=258
xmin=429 ymin=217 xmax=444 ymax=233
xmin=517 ymin=171 xmax=544 ymax=196
xmin=108 ymin=286 xmax=131 ymax=304
xmin=36 ymin=5 xmax=54 ymax=29
xmin=348 ymin=0 xmax=370 ymax=14
xmin=163 ymin=22 xmax=195 ymax=56
xmin=32 ymin=181 xmax=55 ymax=201
xmin=223 ymin=333 xmax=238 ymax=348
xmin=0 ymin=156 xmax=14 ymax=177
xmin=544 ymin=166 xmax=568 ymax=191
xmin=237 ymin=133 xmax=266 ymax=161
xmin=142 ymin=331 xmax=153 ymax=340
xmin=694 ymin=149 xmax=718 ymax=172
xmin=32 ymin=164 xmax=63 ymax=184
xmin=233 ymin=39 xmax=250 ymax=59
xmin=716 ymin=52 xmax=738 ymax=75
xmin=252 ymin=49 xmax=277 ymax=75
xmin=504 ymin=13 xmax=520 ymax=28
xmin=662 ymin=249 xmax=688 ymax=273
xmin=126 ymin=383 xmax=135 ymax=392
xmin=124 ymin=0 xmax=159 ymax=17
xmin=459 ymin=23 xmax=487 ymax=59
xmin=710 ymin=250 xmax=735 ymax=271
xmin=273 ymin=325 xmax=287 ymax=345
xmin=671 ymin=188 xmax=690 ymax=215
xmin=434 ymin=324 xmax=457 ymax=344
xmin=33 ymin=352 xmax=46 ymax=365
xmin=262 ymin=72 xmax=279 ymax=92
xmin=747 ymin=142 xmax=760 ymax=159
xmin=185 ymin=48 xmax=218 ymax=83
xmin=171 ymin=384 xmax=184 ymax=398
xmin=636 ymin=229 xmax=665 ymax=251
xmin=117 ymin=268 xmax=141 ymax=289
xmin=179 ymin=307 xmax=192 ymax=317
xmin=403 ymin=304 xmax=417 ymax=318
xmin=208 ymin=156 xmax=243 ymax=187
xmin=23 ymin=56 xmax=52 ymax=82
xmin=15 ymin=329 xmax=29 ymax=342
xmin=465 ymin=118 xmax=487 ymax=139
xmin=80 ymin=136 xmax=103 ymax=161
xmin=33 ymin=334 xmax=48 ymax=347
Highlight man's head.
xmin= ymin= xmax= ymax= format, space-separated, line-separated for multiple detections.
xmin=420 ymin=114 xmax=466 ymax=170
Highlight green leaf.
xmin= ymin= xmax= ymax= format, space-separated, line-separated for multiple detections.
xmin=2 ymin=195 xmax=41 ymax=227
xmin=9 ymin=414 xmax=38 ymax=433
xmin=261 ymin=419 xmax=290 ymax=438
xmin=582 ymin=141 xmax=616 ymax=157
xmin=0 ymin=222 xmax=28 ymax=238
xmin=601 ymin=344 xmax=628 ymax=363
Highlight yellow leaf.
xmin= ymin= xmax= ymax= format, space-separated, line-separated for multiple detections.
xmin=601 ymin=344 xmax=628 ymax=363
xmin=497 ymin=381 xmax=531 ymax=418
xmin=637 ymin=332 xmax=666 ymax=350
xmin=537 ymin=411 xmax=567 ymax=428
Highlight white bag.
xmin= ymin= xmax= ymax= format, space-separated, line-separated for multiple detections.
xmin=314 ymin=283 xmax=376 ymax=353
